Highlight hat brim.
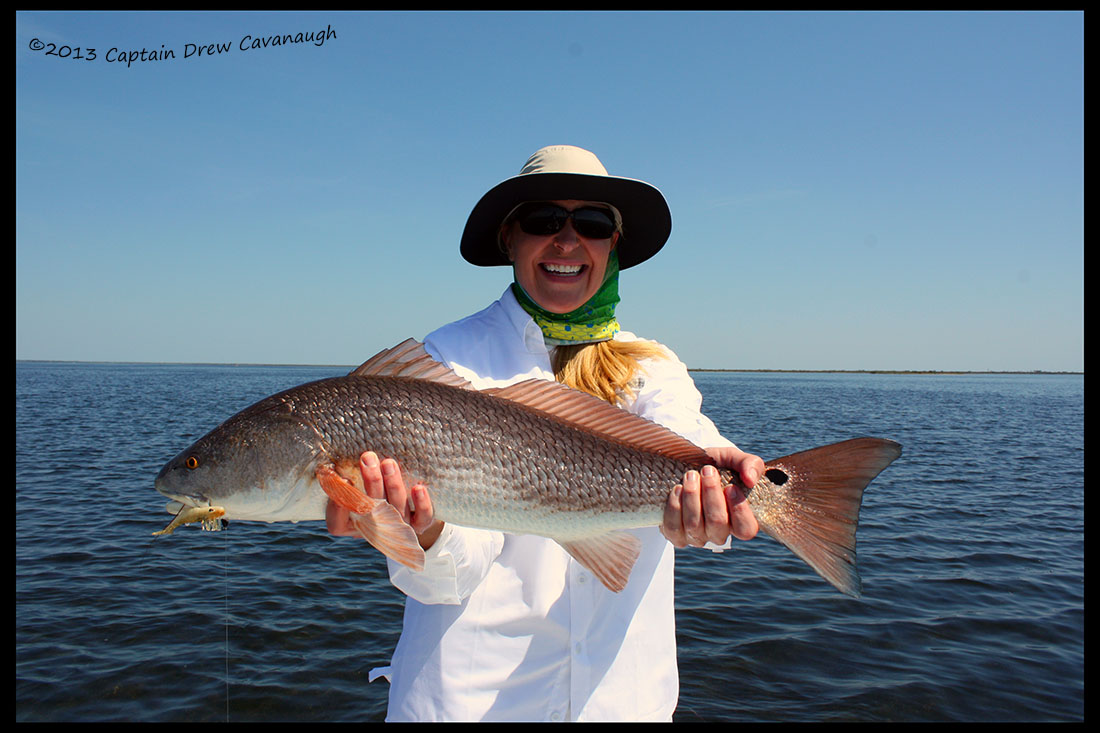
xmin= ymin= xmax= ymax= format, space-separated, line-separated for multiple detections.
xmin=460 ymin=172 xmax=672 ymax=270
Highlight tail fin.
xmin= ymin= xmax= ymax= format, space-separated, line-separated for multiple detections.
xmin=747 ymin=437 xmax=902 ymax=598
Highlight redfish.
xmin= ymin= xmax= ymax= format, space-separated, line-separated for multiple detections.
xmin=155 ymin=339 xmax=901 ymax=596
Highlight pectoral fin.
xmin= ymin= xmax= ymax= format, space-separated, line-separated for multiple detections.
xmin=316 ymin=464 xmax=426 ymax=572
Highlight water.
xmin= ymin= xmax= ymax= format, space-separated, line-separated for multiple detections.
xmin=15 ymin=363 xmax=1083 ymax=721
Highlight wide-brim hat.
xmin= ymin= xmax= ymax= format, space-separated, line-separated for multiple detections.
xmin=460 ymin=145 xmax=672 ymax=270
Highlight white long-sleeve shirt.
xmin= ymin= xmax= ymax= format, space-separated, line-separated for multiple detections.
xmin=370 ymin=287 xmax=734 ymax=722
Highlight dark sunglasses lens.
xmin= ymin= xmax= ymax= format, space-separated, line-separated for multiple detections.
xmin=517 ymin=206 xmax=567 ymax=236
xmin=516 ymin=205 xmax=615 ymax=239
xmin=571 ymin=208 xmax=616 ymax=238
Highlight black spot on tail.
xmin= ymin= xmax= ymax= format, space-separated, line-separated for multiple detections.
xmin=765 ymin=468 xmax=789 ymax=485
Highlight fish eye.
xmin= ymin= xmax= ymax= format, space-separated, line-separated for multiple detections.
xmin=185 ymin=456 xmax=199 ymax=470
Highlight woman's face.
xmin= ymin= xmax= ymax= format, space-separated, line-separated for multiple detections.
xmin=501 ymin=200 xmax=620 ymax=314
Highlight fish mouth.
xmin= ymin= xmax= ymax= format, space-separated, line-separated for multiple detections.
xmin=155 ymin=484 xmax=213 ymax=513
xmin=154 ymin=467 xmax=212 ymax=509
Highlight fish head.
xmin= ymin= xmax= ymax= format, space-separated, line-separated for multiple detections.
xmin=155 ymin=396 xmax=326 ymax=522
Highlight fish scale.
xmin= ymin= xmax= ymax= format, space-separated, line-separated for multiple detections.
xmin=155 ymin=339 xmax=901 ymax=595
xmin=306 ymin=376 xmax=686 ymax=533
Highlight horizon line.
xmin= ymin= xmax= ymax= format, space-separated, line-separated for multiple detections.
xmin=14 ymin=359 xmax=1084 ymax=376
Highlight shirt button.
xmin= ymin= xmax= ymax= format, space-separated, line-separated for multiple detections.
xmin=577 ymin=573 xmax=588 ymax=583
xmin=550 ymin=712 xmax=563 ymax=722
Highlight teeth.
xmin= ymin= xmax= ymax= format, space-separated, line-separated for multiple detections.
xmin=543 ymin=263 xmax=582 ymax=274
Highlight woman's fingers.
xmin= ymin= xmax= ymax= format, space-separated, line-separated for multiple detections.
xmin=662 ymin=464 xmax=759 ymax=547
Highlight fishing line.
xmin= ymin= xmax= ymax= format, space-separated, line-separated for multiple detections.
xmin=142 ymin=507 xmax=232 ymax=720
xmin=224 ymin=525 xmax=230 ymax=723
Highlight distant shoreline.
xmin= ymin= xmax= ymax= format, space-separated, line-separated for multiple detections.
xmin=14 ymin=360 xmax=1083 ymax=375
xmin=689 ymin=368 xmax=1083 ymax=375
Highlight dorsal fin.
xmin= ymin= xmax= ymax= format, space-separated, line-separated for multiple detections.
xmin=485 ymin=379 xmax=711 ymax=465
xmin=349 ymin=338 xmax=474 ymax=390
xmin=352 ymin=339 xmax=712 ymax=466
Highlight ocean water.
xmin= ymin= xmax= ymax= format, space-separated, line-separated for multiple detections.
xmin=15 ymin=362 xmax=1083 ymax=722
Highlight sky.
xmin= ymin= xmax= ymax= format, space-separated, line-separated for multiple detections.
xmin=16 ymin=11 xmax=1083 ymax=372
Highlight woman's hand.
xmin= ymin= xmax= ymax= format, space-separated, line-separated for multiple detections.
xmin=661 ymin=446 xmax=763 ymax=548
xmin=325 ymin=451 xmax=445 ymax=550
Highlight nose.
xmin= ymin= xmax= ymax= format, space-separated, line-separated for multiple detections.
xmin=552 ymin=220 xmax=580 ymax=252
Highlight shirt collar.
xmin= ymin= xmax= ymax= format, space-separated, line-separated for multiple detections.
xmin=499 ymin=286 xmax=549 ymax=354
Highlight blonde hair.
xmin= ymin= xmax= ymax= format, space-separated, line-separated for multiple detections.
xmin=552 ymin=339 xmax=669 ymax=406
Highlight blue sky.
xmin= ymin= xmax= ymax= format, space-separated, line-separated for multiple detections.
xmin=16 ymin=11 xmax=1082 ymax=371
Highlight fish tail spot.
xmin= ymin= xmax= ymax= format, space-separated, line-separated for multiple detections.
xmin=764 ymin=468 xmax=789 ymax=486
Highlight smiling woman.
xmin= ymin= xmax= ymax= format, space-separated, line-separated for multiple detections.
xmin=323 ymin=145 xmax=772 ymax=722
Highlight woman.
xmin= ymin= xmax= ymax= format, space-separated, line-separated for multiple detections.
xmin=328 ymin=145 xmax=765 ymax=722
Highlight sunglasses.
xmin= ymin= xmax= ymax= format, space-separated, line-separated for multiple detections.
xmin=512 ymin=203 xmax=618 ymax=240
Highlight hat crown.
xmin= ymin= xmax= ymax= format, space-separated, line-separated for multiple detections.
xmin=519 ymin=145 xmax=609 ymax=177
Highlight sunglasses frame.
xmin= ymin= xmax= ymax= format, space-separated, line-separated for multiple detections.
xmin=511 ymin=202 xmax=618 ymax=240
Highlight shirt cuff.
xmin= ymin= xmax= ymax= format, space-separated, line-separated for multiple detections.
xmin=388 ymin=523 xmax=505 ymax=604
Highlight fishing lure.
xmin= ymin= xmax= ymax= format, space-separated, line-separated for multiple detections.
xmin=153 ymin=505 xmax=226 ymax=536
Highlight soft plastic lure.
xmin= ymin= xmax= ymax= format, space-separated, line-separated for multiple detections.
xmin=153 ymin=505 xmax=226 ymax=536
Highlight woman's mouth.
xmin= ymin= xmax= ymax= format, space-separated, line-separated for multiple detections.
xmin=540 ymin=263 xmax=585 ymax=277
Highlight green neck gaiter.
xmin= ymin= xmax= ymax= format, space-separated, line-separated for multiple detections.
xmin=511 ymin=250 xmax=621 ymax=345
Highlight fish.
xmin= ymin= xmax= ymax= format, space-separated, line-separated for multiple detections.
xmin=152 ymin=504 xmax=226 ymax=536
xmin=154 ymin=338 xmax=901 ymax=596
